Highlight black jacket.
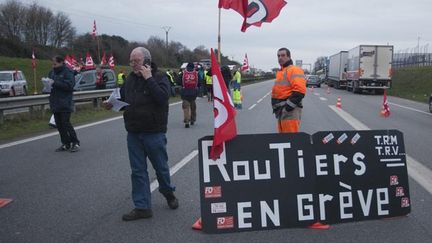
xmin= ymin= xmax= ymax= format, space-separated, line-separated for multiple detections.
xmin=49 ymin=65 xmax=75 ymax=112
xmin=121 ymin=63 xmax=170 ymax=133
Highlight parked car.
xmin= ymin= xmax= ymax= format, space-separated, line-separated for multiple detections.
xmin=429 ymin=94 xmax=432 ymax=113
xmin=73 ymin=68 xmax=117 ymax=91
xmin=0 ymin=70 xmax=28 ymax=97
xmin=306 ymin=75 xmax=321 ymax=88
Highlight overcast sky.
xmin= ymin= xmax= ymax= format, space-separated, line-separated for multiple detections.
xmin=18 ymin=0 xmax=432 ymax=71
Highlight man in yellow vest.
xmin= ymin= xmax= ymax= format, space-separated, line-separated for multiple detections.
xmin=232 ymin=67 xmax=242 ymax=109
xmin=205 ymin=68 xmax=213 ymax=102
xmin=271 ymin=48 xmax=306 ymax=133
xmin=117 ymin=70 xmax=125 ymax=87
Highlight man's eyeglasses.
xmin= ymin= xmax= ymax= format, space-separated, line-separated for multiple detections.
xmin=129 ymin=59 xmax=143 ymax=65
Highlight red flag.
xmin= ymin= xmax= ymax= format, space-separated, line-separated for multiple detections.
xmin=85 ymin=52 xmax=94 ymax=69
xmin=218 ymin=0 xmax=287 ymax=32
xmin=381 ymin=89 xmax=391 ymax=117
xmin=31 ymin=49 xmax=36 ymax=69
xmin=108 ymin=54 xmax=115 ymax=69
xmin=241 ymin=53 xmax=249 ymax=71
xmin=210 ymin=48 xmax=237 ymax=160
xmin=101 ymin=52 xmax=107 ymax=65
xmin=64 ymin=55 xmax=74 ymax=69
xmin=92 ymin=20 xmax=97 ymax=39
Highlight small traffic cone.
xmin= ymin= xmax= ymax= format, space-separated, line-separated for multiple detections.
xmin=336 ymin=97 xmax=342 ymax=108
xmin=192 ymin=218 xmax=202 ymax=230
xmin=308 ymin=222 xmax=330 ymax=230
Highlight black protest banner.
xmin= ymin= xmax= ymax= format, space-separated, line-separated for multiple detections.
xmin=198 ymin=130 xmax=410 ymax=234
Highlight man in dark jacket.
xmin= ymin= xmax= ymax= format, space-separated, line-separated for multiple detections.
xmin=48 ymin=55 xmax=80 ymax=152
xmin=105 ymin=47 xmax=178 ymax=221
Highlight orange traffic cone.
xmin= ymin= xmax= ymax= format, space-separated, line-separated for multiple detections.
xmin=336 ymin=97 xmax=342 ymax=108
xmin=308 ymin=222 xmax=330 ymax=230
xmin=192 ymin=218 xmax=202 ymax=230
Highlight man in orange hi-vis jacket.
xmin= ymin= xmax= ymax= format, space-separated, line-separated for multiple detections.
xmin=271 ymin=48 xmax=307 ymax=133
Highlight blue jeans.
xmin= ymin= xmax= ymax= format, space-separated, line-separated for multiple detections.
xmin=127 ymin=132 xmax=175 ymax=209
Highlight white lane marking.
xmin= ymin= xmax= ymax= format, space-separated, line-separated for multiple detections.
xmin=388 ymin=102 xmax=431 ymax=116
xmin=320 ymin=97 xmax=328 ymax=101
xmin=0 ymin=101 xmax=183 ymax=150
xmin=329 ymin=105 xmax=432 ymax=195
xmin=248 ymin=104 xmax=257 ymax=110
xmin=150 ymin=150 xmax=198 ymax=192
xmin=249 ymin=92 xmax=270 ymax=110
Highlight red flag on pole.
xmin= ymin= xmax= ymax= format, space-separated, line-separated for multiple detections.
xmin=210 ymin=48 xmax=237 ymax=160
xmin=64 ymin=55 xmax=73 ymax=70
xmin=31 ymin=49 xmax=36 ymax=69
xmin=218 ymin=0 xmax=287 ymax=32
xmin=92 ymin=20 xmax=97 ymax=39
xmin=108 ymin=54 xmax=115 ymax=69
xmin=241 ymin=53 xmax=249 ymax=71
xmin=380 ymin=89 xmax=391 ymax=117
xmin=101 ymin=52 xmax=107 ymax=65
xmin=85 ymin=52 xmax=94 ymax=69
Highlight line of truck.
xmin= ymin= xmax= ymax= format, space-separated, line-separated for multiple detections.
xmin=326 ymin=45 xmax=393 ymax=94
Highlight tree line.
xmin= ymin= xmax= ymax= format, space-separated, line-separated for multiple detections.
xmin=0 ymin=0 xmax=238 ymax=68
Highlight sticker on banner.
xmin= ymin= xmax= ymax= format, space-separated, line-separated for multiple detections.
xmin=211 ymin=202 xmax=227 ymax=214
xmin=351 ymin=133 xmax=361 ymax=144
xmin=217 ymin=216 xmax=234 ymax=229
xmin=322 ymin=133 xmax=334 ymax=144
xmin=337 ymin=133 xmax=348 ymax=144
xmin=205 ymin=186 xmax=222 ymax=198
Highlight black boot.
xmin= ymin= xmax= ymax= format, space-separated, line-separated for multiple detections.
xmin=122 ymin=208 xmax=153 ymax=221
xmin=163 ymin=191 xmax=179 ymax=209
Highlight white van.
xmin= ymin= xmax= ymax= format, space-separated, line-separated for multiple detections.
xmin=0 ymin=70 xmax=28 ymax=97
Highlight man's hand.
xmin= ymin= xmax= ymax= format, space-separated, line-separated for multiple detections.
xmin=139 ymin=65 xmax=152 ymax=80
xmin=102 ymin=101 xmax=113 ymax=110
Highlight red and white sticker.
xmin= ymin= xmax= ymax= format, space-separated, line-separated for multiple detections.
xmin=395 ymin=187 xmax=405 ymax=197
xmin=217 ymin=216 xmax=234 ymax=229
xmin=390 ymin=175 xmax=399 ymax=186
xmin=322 ymin=133 xmax=334 ymax=144
xmin=401 ymin=197 xmax=410 ymax=208
xmin=211 ymin=202 xmax=227 ymax=214
xmin=350 ymin=133 xmax=361 ymax=145
xmin=205 ymin=186 xmax=222 ymax=198
xmin=337 ymin=133 xmax=348 ymax=144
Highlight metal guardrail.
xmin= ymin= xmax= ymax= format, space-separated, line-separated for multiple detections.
xmin=0 ymin=89 xmax=113 ymax=124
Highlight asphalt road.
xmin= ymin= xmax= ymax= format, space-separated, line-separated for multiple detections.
xmin=1 ymin=80 xmax=431 ymax=242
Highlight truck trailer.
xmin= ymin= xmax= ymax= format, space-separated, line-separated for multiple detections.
xmin=346 ymin=45 xmax=393 ymax=94
xmin=327 ymin=51 xmax=348 ymax=89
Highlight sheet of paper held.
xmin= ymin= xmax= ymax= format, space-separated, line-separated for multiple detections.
xmin=107 ymin=88 xmax=129 ymax=112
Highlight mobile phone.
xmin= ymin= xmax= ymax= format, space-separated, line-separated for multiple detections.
xmin=143 ymin=59 xmax=151 ymax=66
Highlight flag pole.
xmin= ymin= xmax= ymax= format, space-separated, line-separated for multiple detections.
xmin=96 ymin=35 xmax=101 ymax=64
xmin=33 ymin=68 xmax=37 ymax=95
xmin=218 ymin=8 xmax=221 ymax=64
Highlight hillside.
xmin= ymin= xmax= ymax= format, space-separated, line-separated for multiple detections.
xmin=390 ymin=66 xmax=432 ymax=103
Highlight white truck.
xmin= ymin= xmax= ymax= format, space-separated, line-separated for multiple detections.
xmin=346 ymin=45 xmax=393 ymax=94
xmin=327 ymin=51 xmax=348 ymax=89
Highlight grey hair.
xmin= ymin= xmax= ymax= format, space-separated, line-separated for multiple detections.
xmin=133 ymin=47 xmax=151 ymax=62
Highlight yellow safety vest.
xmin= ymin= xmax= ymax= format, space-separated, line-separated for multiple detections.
xmin=117 ymin=73 xmax=124 ymax=85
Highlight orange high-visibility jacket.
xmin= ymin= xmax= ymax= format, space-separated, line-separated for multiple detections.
xmin=272 ymin=65 xmax=306 ymax=100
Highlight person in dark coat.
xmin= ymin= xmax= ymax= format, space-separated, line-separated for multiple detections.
xmin=104 ymin=47 xmax=178 ymax=221
xmin=48 ymin=55 xmax=80 ymax=152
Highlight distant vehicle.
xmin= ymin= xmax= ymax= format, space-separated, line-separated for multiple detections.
xmin=0 ymin=70 xmax=28 ymax=97
xmin=73 ymin=68 xmax=117 ymax=91
xmin=429 ymin=94 xmax=432 ymax=113
xmin=346 ymin=45 xmax=393 ymax=94
xmin=306 ymin=75 xmax=321 ymax=88
xmin=327 ymin=51 xmax=348 ymax=89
